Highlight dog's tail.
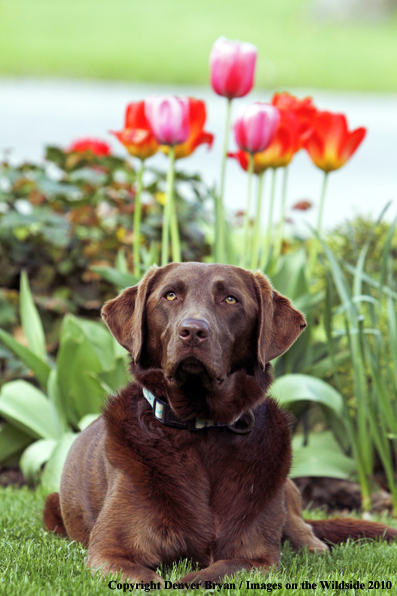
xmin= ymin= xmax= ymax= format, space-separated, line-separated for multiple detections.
xmin=43 ymin=492 xmax=67 ymax=535
xmin=306 ymin=517 xmax=397 ymax=545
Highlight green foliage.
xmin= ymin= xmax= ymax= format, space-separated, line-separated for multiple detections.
xmin=291 ymin=432 xmax=357 ymax=480
xmin=318 ymin=210 xmax=397 ymax=512
xmin=0 ymin=274 xmax=129 ymax=490
xmin=0 ymin=147 xmax=211 ymax=337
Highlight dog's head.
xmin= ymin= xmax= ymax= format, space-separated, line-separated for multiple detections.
xmin=102 ymin=262 xmax=306 ymax=422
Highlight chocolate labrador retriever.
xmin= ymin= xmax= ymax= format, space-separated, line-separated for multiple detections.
xmin=44 ymin=262 xmax=397 ymax=585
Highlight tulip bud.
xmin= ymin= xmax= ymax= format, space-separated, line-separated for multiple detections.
xmin=210 ymin=37 xmax=257 ymax=99
xmin=233 ymin=103 xmax=280 ymax=154
xmin=144 ymin=96 xmax=190 ymax=146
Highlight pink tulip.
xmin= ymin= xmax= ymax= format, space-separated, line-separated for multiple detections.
xmin=210 ymin=37 xmax=257 ymax=99
xmin=234 ymin=103 xmax=280 ymax=154
xmin=145 ymin=96 xmax=190 ymax=146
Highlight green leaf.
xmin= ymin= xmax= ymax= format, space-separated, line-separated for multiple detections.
xmin=61 ymin=316 xmax=116 ymax=372
xmin=343 ymin=262 xmax=397 ymax=301
xmin=0 ymin=422 xmax=33 ymax=463
xmin=90 ymin=266 xmax=138 ymax=289
xmin=98 ymin=357 xmax=129 ymax=394
xmin=55 ymin=334 xmax=82 ymax=426
xmin=19 ymin=271 xmax=47 ymax=361
xmin=41 ymin=433 xmax=78 ymax=493
xmin=0 ymin=380 xmax=62 ymax=439
xmin=78 ymin=413 xmax=100 ymax=431
xmin=19 ymin=438 xmax=57 ymax=484
xmin=57 ymin=332 xmax=106 ymax=421
xmin=290 ymin=431 xmax=357 ymax=479
xmin=272 ymin=373 xmax=344 ymax=418
xmin=47 ymin=369 xmax=69 ymax=432
xmin=115 ymin=249 xmax=129 ymax=274
xmin=0 ymin=328 xmax=51 ymax=389
xmin=271 ymin=249 xmax=309 ymax=301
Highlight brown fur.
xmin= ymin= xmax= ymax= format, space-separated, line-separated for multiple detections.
xmin=43 ymin=262 xmax=396 ymax=584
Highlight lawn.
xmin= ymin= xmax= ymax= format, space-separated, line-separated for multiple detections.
xmin=1 ymin=486 xmax=397 ymax=595
xmin=1 ymin=0 xmax=397 ymax=91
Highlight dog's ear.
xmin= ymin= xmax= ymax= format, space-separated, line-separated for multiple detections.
xmin=101 ymin=265 xmax=158 ymax=363
xmin=253 ymin=270 xmax=307 ymax=369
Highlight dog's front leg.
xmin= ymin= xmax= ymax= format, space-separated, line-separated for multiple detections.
xmin=86 ymin=492 xmax=164 ymax=585
xmin=179 ymin=557 xmax=276 ymax=585
xmin=87 ymin=546 xmax=163 ymax=585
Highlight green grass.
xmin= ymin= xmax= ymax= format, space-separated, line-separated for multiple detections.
xmin=1 ymin=486 xmax=397 ymax=595
xmin=1 ymin=0 xmax=397 ymax=91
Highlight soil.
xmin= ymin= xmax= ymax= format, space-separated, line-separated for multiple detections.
xmin=0 ymin=466 xmax=26 ymax=488
xmin=293 ymin=477 xmax=394 ymax=515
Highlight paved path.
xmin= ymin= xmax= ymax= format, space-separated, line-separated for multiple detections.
xmin=1 ymin=78 xmax=396 ymax=232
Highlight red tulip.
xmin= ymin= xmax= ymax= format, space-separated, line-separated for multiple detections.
xmin=233 ymin=103 xmax=280 ymax=155
xmin=210 ymin=37 xmax=257 ymax=99
xmin=304 ymin=111 xmax=366 ymax=173
xmin=272 ymin=92 xmax=317 ymax=145
xmin=145 ymin=96 xmax=190 ymax=146
xmin=110 ymin=101 xmax=159 ymax=161
xmin=161 ymin=98 xmax=214 ymax=160
xmin=68 ymin=138 xmax=111 ymax=157
xmin=229 ymin=109 xmax=301 ymax=173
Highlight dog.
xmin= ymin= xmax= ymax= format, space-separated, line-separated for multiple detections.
xmin=44 ymin=262 xmax=397 ymax=585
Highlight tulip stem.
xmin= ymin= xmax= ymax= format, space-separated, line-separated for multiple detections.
xmin=274 ymin=166 xmax=289 ymax=264
xmin=133 ymin=160 xmax=145 ymax=276
xmin=316 ymin=170 xmax=329 ymax=237
xmin=308 ymin=171 xmax=329 ymax=277
xmin=250 ymin=171 xmax=265 ymax=271
xmin=241 ymin=153 xmax=254 ymax=267
xmin=216 ymin=98 xmax=232 ymax=264
xmin=162 ymin=146 xmax=177 ymax=266
xmin=260 ymin=168 xmax=277 ymax=270
xmin=169 ymin=150 xmax=181 ymax=263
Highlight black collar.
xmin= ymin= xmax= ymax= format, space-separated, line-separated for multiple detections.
xmin=142 ymin=387 xmax=255 ymax=434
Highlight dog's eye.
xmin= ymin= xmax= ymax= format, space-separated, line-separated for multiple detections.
xmin=165 ymin=291 xmax=177 ymax=301
xmin=225 ymin=296 xmax=237 ymax=304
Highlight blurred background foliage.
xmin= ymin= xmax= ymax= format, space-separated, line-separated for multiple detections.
xmin=1 ymin=0 xmax=397 ymax=91
xmin=0 ymin=148 xmax=211 ymax=347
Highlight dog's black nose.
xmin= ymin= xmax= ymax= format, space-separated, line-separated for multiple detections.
xmin=179 ymin=318 xmax=210 ymax=346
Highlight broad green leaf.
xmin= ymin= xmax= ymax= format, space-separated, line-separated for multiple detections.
xmin=47 ymin=369 xmax=69 ymax=432
xmin=90 ymin=266 xmax=138 ymax=289
xmin=19 ymin=271 xmax=47 ymax=361
xmin=60 ymin=314 xmax=126 ymax=372
xmin=64 ymin=316 xmax=116 ymax=371
xmin=55 ymin=334 xmax=82 ymax=426
xmin=0 ymin=422 xmax=33 ymax=463
xmin=0 ymin=380 xmax=62 ymax=439
xmin=272 ymin=373 xmax=344 ymax=418
xmin=112 ymin=336 xmax=129 ymax=359
xmin=59 ymin=313 xmax=83 ymax=343
xmin=41 ymin=433 xmax=78 ymax=494
xmin=290 ymin=431 xmax=357 ymax=479
xmin=0 ymin=328 xmax=51 ymax=389
xmin=78 ymin=413 xmax=100 ymax=431
xmin=69 ymin=346 xmax=106 ymax=417
xmin=20 ymin=438 xmax=57 ymax=484
xmin=98 ymin=357 xmax=130 ymax=394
